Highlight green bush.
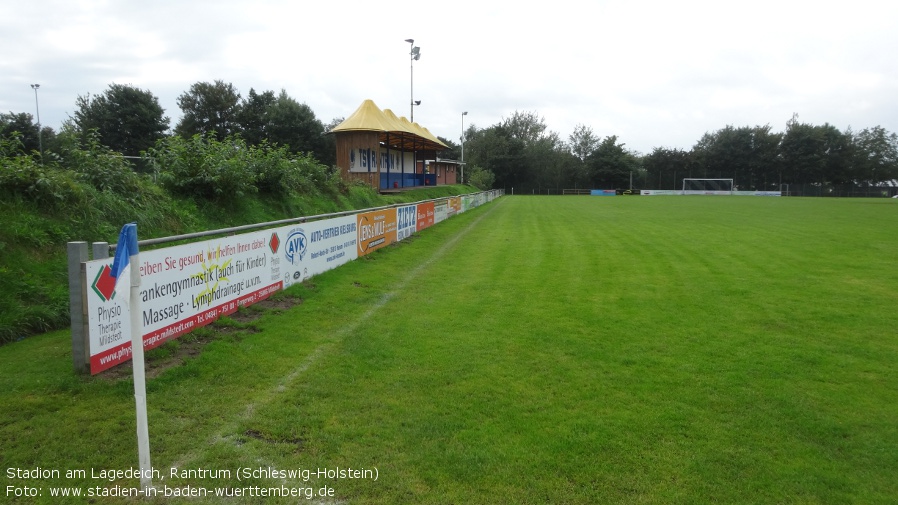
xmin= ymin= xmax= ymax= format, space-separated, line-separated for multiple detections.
xmin=148 ymin=134 xmax=259 ymax=201
xmin=0 ymin=137 xmax=88 ymax=211
xmin=467 ymin=164 xmax=496 ymax=190
xmin=57 ymin=130 xmax=145 ymax=198
xmin=148 ymin=134 xmax=342 ymax=201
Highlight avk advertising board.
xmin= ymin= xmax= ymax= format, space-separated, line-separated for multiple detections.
xmin=279 ymin=215 xmax=359 ymax=288
xmin=356 ymin=208 xmax=398 ymax=257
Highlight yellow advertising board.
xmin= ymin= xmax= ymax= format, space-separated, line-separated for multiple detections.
xmin=356 ymin=208 xmax=397 ymax=256
xmin=448 ymin=197 xmax=461 ymax=217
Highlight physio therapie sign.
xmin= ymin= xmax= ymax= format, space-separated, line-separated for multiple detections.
xmin=86 ymin=229 xmax=280 ymax=374
xmin=85 ymin=215 xmax=360 ymax=374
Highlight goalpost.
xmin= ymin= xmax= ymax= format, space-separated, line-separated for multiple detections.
xmin=682 ymin=178 xmax=734 ymax=195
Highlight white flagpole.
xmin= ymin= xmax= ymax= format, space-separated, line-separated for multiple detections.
xmin=127 ymin=228 xmax=153 ymax=491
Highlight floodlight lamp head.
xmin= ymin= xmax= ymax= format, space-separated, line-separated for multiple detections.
xmin=463 ymin=111 xmax=468 ymax=116
xmin=414 ymin=100 xmax=422 ymax=106
xmin=405 ymin=38 xmax=414 ymax=44
xmin=31 ymin=84 xmax=40 ymax=90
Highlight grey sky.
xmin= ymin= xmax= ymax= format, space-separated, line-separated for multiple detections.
xmin=3 ymin=0 xmax=896 ymax=154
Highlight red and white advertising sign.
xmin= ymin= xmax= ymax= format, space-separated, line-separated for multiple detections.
xmin=85 ymin=230 xmax=282 ymax=374
xmin=416 ymin=202 xmax=435 ymax=231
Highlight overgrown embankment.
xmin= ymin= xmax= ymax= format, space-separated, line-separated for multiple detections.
xmin=0 ymin=131 xmax=470 ymax=343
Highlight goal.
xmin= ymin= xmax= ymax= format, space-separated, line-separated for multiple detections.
xmin=682 ymin=178 xmax=734 ymax=195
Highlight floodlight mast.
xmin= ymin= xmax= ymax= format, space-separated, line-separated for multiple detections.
xmin=461 ymin=111 xmax=468 ymax=184
xmin=31 ymin=84 xmax=43 ymax=161
xmin=405 ymin=38 xmax=420 ymax=121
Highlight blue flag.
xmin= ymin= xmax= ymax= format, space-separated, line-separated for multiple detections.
xmin=110 ymin=223 xmax=138 ymax=302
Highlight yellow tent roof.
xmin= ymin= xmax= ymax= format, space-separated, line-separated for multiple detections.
xmin=381 ymin=109 xmax=408 ymax=134
xmin=418 ymin=125 xmax=445 ymax=147
xmin=329 ymin=99 xmax=397 ymax=133
xmin=331 ymin=100 xmax=448 ymax=151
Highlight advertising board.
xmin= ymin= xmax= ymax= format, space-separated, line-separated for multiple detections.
xmin=447 ymin=197 xmax=461 ymax=217
xmin=433 ymin=199 xmax=448 ymax=224
xmin=640 ymin=190 xmax=679 ymax=196
xmin=416 ymin=202 xmax=435 ymax=231
xmin=85 ymin=230 xmax=281 ymax=374
xmin=356 ymin=208 xmax=398 ymax=257
xmin=396 ymin=204 xmax=417 ymax=241
xmin=279 ymin=215 xmax=359 ymax=288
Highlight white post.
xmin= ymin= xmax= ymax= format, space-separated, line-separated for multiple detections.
xmin=461 ymin=111 xmax=467 ymax=185
xmin=130 ymin=252 xmax=152 ymax=490
xmin=114 ymin=225 xmax=153 ymax=492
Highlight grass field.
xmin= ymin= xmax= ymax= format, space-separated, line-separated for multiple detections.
xmin=1 ymin=195 xmax=897 ymax=504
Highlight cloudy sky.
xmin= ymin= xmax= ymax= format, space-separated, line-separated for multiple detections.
xmin=3 ymin=0 xmax=896 ymax=154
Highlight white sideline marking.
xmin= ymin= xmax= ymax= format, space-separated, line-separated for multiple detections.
xmin=169 ymin=199 xmax=504 ymax=471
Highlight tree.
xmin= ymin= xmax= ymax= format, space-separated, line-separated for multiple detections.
xmin=501 ymin=110 xmax=547 ymax=144
xmin=643 ymin=147 xmax=691 ymax=190
xmin=691 ymin=125 xmax=783 ymax=190
xmin=266 ymin=90 xmax=329 ymax=162
xmin=437 ymin=135 xmax=460 ymax=161
xmin=0 ymin=112 xmax=47 ymax=155
xmin=464 ymin=124 xmax=527 ymax=191
xmin=819 ymin=124 xmax=853 ymax=186
xmin=747 ymin=125 xmax=783 ymax=190
xmin=691 ymin=125 xmax=751 ymax=182
xmin=569 ymin=124 xmax=599 ymax=162
xmin=464 ymin=114 xmax=590 ymax=193
xmin=175 ymin=80 xmax=241 ymax=140
xmin=586 ymin=135 xmax=637 ymax=188
xmin=530 ymin=131 xmax=571 ymax=192
xmin=780 ymin=117 xmax=850 ymax=187
xmin=237 ymin=88 xmax=277 ymax=145
xmin=71 ymin=83 xmax=169 ymax=156
xmin=321 ymin=117 xmax=344 ymax=167
xmin=853 ymin=126 xmax=898 ymax=185
xmin=236 ymin=89 xmax=335 ymax=166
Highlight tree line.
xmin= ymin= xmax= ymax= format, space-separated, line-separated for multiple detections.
xmin=460 ymin=112 xmax=898 ymax=195
xmin=3 ymin=82 xmax=897 ymax=195
xmin=1 ymin=81 xmax=338 ymax=167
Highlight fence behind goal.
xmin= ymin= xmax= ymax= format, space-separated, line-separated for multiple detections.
xmin=682 ymin=178 xmax=734 ymax=195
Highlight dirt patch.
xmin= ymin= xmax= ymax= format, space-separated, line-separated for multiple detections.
xmin=241 ymin=429 xmax=306 ymax=453
xmin=256 ymin=295 xmax=303 ymax=312
xmin=99 ymin=331 xmax=217 ymax=381
xmin=97 ymin=295 xmax=303 ymax=381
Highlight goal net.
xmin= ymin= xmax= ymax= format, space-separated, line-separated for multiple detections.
xmin=682 ymin=178 xmax=734 ymax=195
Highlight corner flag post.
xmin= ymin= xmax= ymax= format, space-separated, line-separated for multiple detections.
xmin=110 ymin=223 xmax=153 ymax=490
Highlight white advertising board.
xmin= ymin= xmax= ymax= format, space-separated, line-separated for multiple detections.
xmin=433 ymin=200 xmax=449 ymax=224
xmin=279 ymin=215 xmax=358 ymax=288
xmin=84 ymin=215 xmax=359 ymax=374
xmin=396 ymin=204 xmax=417 ymax=241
